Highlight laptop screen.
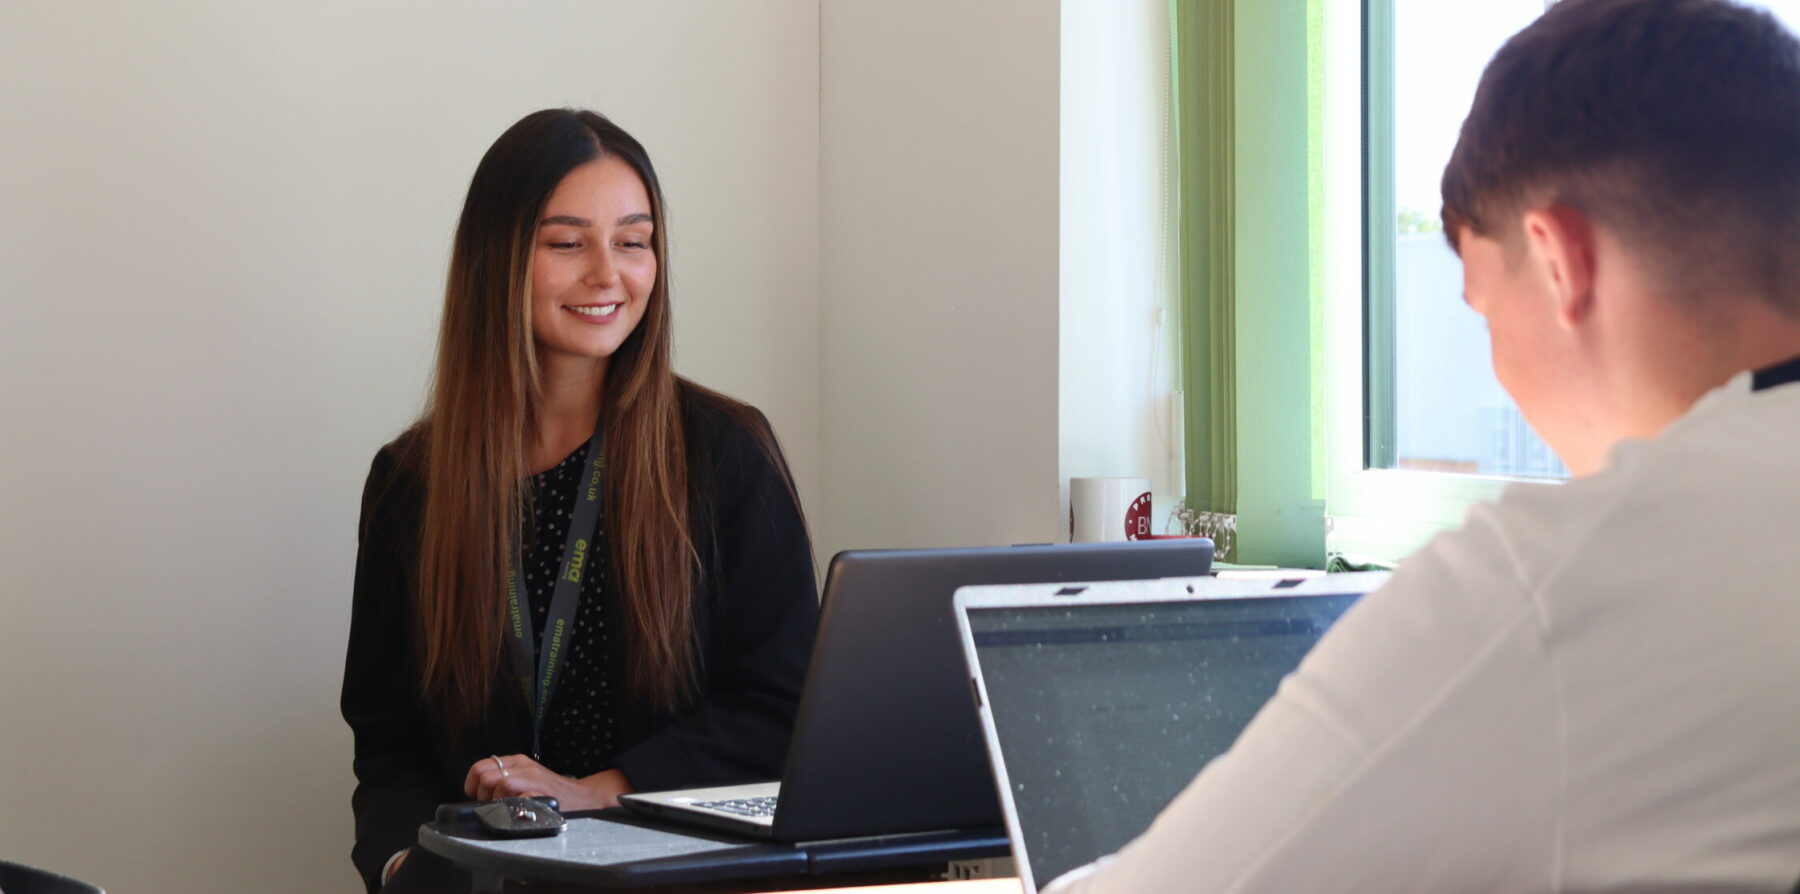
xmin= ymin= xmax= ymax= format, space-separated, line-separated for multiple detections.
xmin=967 ymin=592 xmax=1360 ymax=889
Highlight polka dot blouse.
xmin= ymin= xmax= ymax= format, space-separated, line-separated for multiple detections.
xmin=521 ymin=439 xmax=614 ymax=777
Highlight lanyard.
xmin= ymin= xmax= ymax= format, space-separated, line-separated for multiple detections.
xmin=506 ymin=420 xmax=606 ymax=761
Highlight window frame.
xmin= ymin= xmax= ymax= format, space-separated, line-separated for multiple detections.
xmin=1174 ymin=0 xmax=1326 ymax=568
xmin=1176 ymin=0 xmax=1573 ymax=568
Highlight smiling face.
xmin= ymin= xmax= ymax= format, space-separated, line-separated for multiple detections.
xmin=529 ymin=155 xmax=657 ymax=368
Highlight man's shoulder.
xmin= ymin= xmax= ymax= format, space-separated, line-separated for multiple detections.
xmin=1565 ymin=384 xmax=1800 ymax=556
xmin=1460 ymin=382 xmax=1800 ymax=615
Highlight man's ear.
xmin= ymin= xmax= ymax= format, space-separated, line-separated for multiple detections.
xmin=1520 ymin=204 xmax=1598 ymax=330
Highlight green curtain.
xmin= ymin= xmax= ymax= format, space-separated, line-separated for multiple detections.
xmin=1173 ymin=0 xmax=1238 ymax=520
xmin=1174 ymin=0 xmax=1327 ymax=568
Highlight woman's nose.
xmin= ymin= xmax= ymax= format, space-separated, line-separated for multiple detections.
xmin=584 ymin=250 xmax=620 ymax=288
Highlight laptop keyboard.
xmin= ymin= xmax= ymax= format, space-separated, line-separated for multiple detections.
xmin=697 ymin=795 xmax=779 ymax=818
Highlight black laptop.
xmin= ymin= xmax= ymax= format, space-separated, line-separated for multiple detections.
xmin=620 ymin=540 xmax=1214 ymax=840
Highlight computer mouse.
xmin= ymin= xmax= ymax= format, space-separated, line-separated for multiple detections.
xmin=472 ymin=797 xmax=566 ymax=838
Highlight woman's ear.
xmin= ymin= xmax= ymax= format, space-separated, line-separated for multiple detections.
xmin=1520 ymin=204 xmax=1599 ymax=331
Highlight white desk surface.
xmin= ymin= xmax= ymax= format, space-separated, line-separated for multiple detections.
xmin=750 ymin=881 xmax=1023 ymax=894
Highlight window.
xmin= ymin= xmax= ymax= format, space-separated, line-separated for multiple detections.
xmin=1372 ymin=0 xmax=1565 ymax=481
xmin=1323 ymin=0 xmax=1800 ymax=566
xmin=1181 ymin=0 xmax=1800 ymax=567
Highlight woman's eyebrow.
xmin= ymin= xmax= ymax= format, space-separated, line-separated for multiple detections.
xmin=538 ymin=213 xmax=652 ymax=227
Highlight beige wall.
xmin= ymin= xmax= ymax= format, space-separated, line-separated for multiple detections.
xmin=0 ymin=3 xmax=819 ymax=892
xmin=1060 ymin=0 xmax=1185 ymax=527
xmin=818 ymin=0 xmax=1063 ymax=559
xmin=1 ymin=1 xmax=1095 ymax=890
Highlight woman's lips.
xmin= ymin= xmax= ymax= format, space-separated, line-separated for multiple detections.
xmin=563 ymin=302 xmax=622 ymax=323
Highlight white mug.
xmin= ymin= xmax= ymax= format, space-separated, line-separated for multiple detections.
xmin=1069 ymin=477 xmax=1152 ymax=543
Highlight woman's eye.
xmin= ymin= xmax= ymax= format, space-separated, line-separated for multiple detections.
xmin=547 ymin=241 xmax=581 ymax=250
xmin=617 ymin=241 xmax=648 ymax=250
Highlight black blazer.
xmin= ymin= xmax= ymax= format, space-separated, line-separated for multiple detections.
xmin=340 ymin=388 xmax=818 ymax=892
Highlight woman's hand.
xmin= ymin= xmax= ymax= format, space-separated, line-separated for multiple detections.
xmin=463 ymin=755 xmax=635 ymax=810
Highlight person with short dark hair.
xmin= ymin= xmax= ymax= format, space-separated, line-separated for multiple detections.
xmin=1047 ymin=1 xmax=1800 ymax=890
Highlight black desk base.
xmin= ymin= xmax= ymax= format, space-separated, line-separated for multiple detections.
xmin=418 ymin=808 xmax=1010 ymax=893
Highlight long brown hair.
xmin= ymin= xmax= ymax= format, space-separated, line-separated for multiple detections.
xmin=410 ymin=109 xmax=713 ymax=733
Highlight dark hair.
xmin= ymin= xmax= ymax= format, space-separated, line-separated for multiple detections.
xmin=1441 ymin=0 xmax=1800 ymax=308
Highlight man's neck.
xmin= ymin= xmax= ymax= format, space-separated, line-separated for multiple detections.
xmin=1627 ymin=294 xmax=1800 ymax=436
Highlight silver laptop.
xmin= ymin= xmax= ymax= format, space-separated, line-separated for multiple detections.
xmin=953 ymin=572 xmax=1388 ymax=890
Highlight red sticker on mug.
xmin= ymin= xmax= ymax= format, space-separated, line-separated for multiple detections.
xmin=1125 ymin=492 xmax=1152 ymax=540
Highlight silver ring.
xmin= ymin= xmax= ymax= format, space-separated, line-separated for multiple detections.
xmin=492 ymin=755 xmax=505 ymax=772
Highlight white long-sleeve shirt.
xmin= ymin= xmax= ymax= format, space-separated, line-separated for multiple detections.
xmin=1047 ymin=368 xmax=1800 ymax=893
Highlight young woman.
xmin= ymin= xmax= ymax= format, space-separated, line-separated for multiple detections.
xmin=341 ymin=109 xmax=818 ymax=893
